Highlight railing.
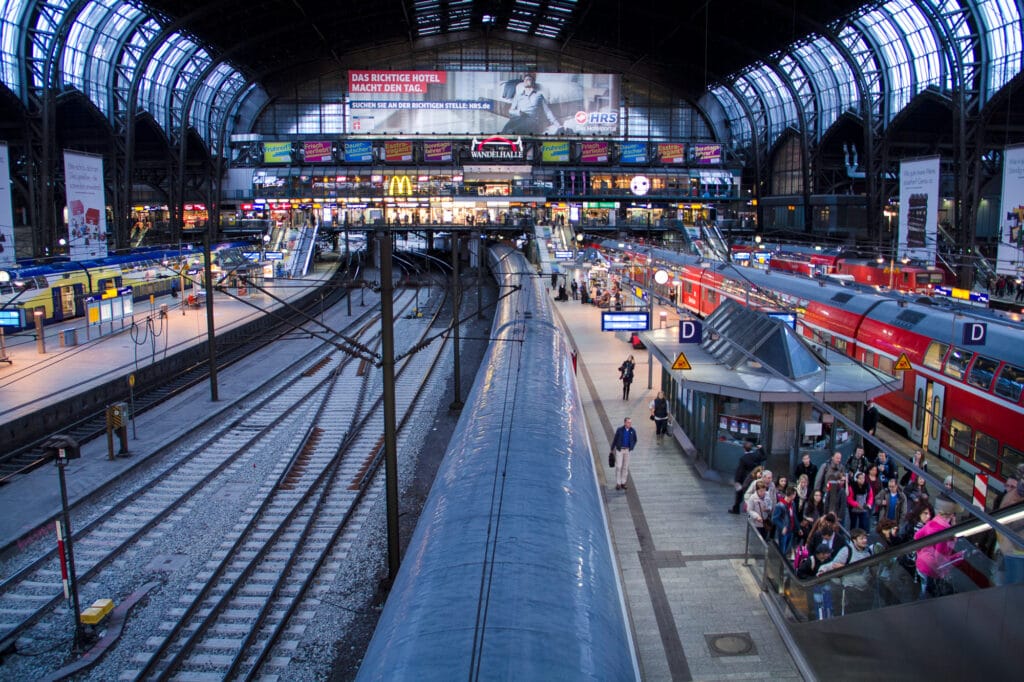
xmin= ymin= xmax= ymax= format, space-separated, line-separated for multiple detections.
xmin=742 ymin=506 xmax=1020 ymax=622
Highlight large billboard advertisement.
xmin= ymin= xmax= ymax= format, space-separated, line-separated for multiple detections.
xmin=0 ymin=142 xmax=14 ymax=266
xmin=63 ymin=150 xmax=108 ymax=261
xmin=997 ymin=144 xmax=1024 ymax=275
xmin=347 ymin=70 xmax=619 ymax=136
xmin=899 ymin=156 xmax=939 ymax=263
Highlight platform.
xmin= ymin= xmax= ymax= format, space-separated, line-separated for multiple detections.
xmin=0 ymin=264 xmax=344 ymax=551
xmin=550 ymin=290 xmax=804 ymax=681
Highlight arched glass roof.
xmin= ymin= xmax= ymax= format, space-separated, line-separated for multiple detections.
xmin=1 ymin=0 xmax=29 ymax=96
xmin=791 ymin=36 xmax=859 ymax=133
xmin=974 ymin=0 xmax=1022 ymax=100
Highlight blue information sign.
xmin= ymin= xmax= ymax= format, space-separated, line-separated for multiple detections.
xmin=0 ymin=309 xmax=21 ymax=327
xmin=601 ymin=311 xmax=650 ymax=332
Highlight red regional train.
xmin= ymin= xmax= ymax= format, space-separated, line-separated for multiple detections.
xmin=739 ymin=244 xmax=951 ymax=294
xmin=605 ymin=240 xmax=1024 ymax=483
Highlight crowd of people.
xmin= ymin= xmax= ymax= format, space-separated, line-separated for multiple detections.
xmin=734 ymin=434 xmax=1024 ymax=617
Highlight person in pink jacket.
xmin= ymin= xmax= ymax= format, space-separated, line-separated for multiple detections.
xmin=914 ymin=499 xmax=963 ymax=598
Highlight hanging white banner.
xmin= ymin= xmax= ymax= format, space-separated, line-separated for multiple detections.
xmin=63 ymin=150 xmax=108 ymax=261
xmin=0 ymin=142 xmax=14 ymax=267
xmin=997 ymin=144 xmax=1024 ymax=276
xmin=898 ymin=156 xmax=939 ymax=264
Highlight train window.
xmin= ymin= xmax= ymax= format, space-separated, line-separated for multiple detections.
xmin=941 ymin=347 xmax=971 ymax=380
xmin=877 ymin=355 xmax=894 ymax=376
xmin=973 ymin=432 xmax=999 ymax=472
xmin=995 ymin=364 xmax=1024 ymax=403
xmin=685 ymin=282 xmax=693 ymax=294
xmin=948 ymin=418 xmax=971 ymax=456
xmin=923 ymin=342 xmax=948 ymax=371
xmin=967 ymin=355 xmax=999 ymax=391
xmin=705 ymin=289 xmax=716 ymax=303
xmin=1002 ymin=446 xmax=1024 ymax=479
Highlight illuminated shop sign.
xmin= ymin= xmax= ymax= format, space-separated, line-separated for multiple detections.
xmin=470 ymin=136 xmax=525 ymax=161
xmin=386 ymin=175 xmax=415 ymax=196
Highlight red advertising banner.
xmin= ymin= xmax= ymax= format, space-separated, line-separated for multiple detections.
xmin=657 ymin=143 xmax=685 ymax=164
xmin=581 ymin=141 xmax=610 ymax=163
xmin=303 ymin=141 xmax=333 ymax=163
xmin=384 ymin=141 xmax=414 ymax=163
xmin=349 ymin=70 xmax=447 ymax=94
xmin=423 ymin=141 xmax=453 ymax=163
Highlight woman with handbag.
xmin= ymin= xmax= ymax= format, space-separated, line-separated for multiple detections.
xmin=747 ymin=480 xmax=773 ymax=539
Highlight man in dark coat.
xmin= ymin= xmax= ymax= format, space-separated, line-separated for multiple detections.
xmin=729 ymin=439 xmax=766 ymax=514
xmin=862 ymin=400 xmax=879 ymax=461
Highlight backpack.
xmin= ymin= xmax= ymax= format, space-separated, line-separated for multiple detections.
xmin=793 ymin=544 xmax=809 ymax=572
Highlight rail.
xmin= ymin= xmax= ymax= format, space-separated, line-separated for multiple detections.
xmin=742 ymin=504 xmax=1023 ymax=622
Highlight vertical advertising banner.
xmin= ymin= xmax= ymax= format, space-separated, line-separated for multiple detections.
xmin=899 ymin=156 xmax=939 ymax=263
xmin=63 ymin=150 xmax=108 ymax=261
xmin=0 ymin=142 xmax=14 ymax=266
xmin=997 ymin=145 xmax=1024 ymax=275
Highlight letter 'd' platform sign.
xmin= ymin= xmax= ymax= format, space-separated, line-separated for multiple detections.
xmin=962 ymin=322 xmax=987 ymax=346
xmin=679 ymin=319 xmax=702 ymax=343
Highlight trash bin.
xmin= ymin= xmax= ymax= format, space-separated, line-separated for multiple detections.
xmin=61 ymin=328 xmax=77 ymax=347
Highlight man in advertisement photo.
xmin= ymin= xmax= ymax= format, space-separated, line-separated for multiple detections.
xmin=501 ymin=72 xmax=561 ymax=135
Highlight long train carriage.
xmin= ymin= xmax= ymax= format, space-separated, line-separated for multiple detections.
xmin=599 ymin=239 xmax=1024 ymax=483
xmin=0 ymin=242 xmax=252 ymax=329
xmin=357 ymin=244 xmax=637 ymax=681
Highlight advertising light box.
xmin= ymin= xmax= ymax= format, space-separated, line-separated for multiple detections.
xmin=384 ymin=141 xmax=413 ymax=163
xmin=344 ymin=140 xmax=374 ymax=163
xmin=542 ymin=141 xmax=570 ymax=163
xmin=619 ymin=142 xmax=647 ymax=164
xmin=690 ymin=143 xmax=722 ymax=165
xmin=657 ymin=143 xmax=685 ymax=164
xmin=423 ymin=141 xmax=453 ymax=163
xmin=346 ymin=70 xmax=620 ymax=136
xmin=263 ymin=141 xmax=292 ymax=164
xmin=303 ymin=141 xmax=333 ymax=163
xmin=581 ymin=141 xmax=609 ymax=163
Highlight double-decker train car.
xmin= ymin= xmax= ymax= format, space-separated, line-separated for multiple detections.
xmin=601 ymin=239 xmax=1024 ymax=483
xmin=357 ymin=244 xmax=636 ymax=680
xmin=0 ymin=242 xmax=252 ymax=329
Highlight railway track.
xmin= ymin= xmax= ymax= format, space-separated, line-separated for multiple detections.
xmin=0 ymin=284 xmax=451 ymax=678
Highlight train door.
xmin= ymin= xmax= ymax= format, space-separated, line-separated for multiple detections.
xmin=911 ymin=375 xmax=945 ymax=455
xmin=51 ymin=284 xmax=80 ymax=322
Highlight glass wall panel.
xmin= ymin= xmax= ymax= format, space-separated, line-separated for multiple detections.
xmin=974 ymin=0 xmax=1023 ymax=100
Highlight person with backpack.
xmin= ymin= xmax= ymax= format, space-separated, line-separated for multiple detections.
xmin=818 ymin=528 xmax=875 ymax=615
xmin=649 ymin=391 xmax=670 ymax=439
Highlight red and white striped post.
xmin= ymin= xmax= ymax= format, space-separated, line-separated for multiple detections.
xmin=55 ymin=519 xmax=70 ymax=601
xmin=973 ymin=473 xmax=989 ymax=510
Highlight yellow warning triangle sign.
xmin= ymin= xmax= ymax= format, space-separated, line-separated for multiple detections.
xmin=894 ymin=353 xmax=913 ymax=371
xmin=672 ymin=352 xmax=692 ymax=370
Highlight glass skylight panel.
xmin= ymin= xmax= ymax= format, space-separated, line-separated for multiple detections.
xmin=888 ymin=0 xmax=942 ymax=91
xmin=778 ymin=54 xmax=815 ymax=132
xmin=710 ymin=85 xmax=752 ymax=146
xmin=792 ymin=37 xmax=858 ymax=132
xmin=837 ymin=23 xmax=883 ymax=118
xmin=856 ymin=7 xmax=913 ymax=119
xmin=63 ymin=0 xmax=117 ymax=93
xmin=974 ymin=0 xmax=1022 ymax=99
xmin=1 ymin=0 xmax=29 ymax=94
xmin=141 ymin=34 xmax=196 ymax=131
xmin=742 ymin=67 xmax=793 ymax=142
xmin=30 ymin=0 xmax=73 ymax=89
xmin=85 ymin=2 xmax=142 ymax=116
xmin=920 ymin=0 xmax=975 ymax=91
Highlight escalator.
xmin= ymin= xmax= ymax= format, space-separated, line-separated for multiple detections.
xmin=746 ymin=505 xmax=1023 ymax=678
